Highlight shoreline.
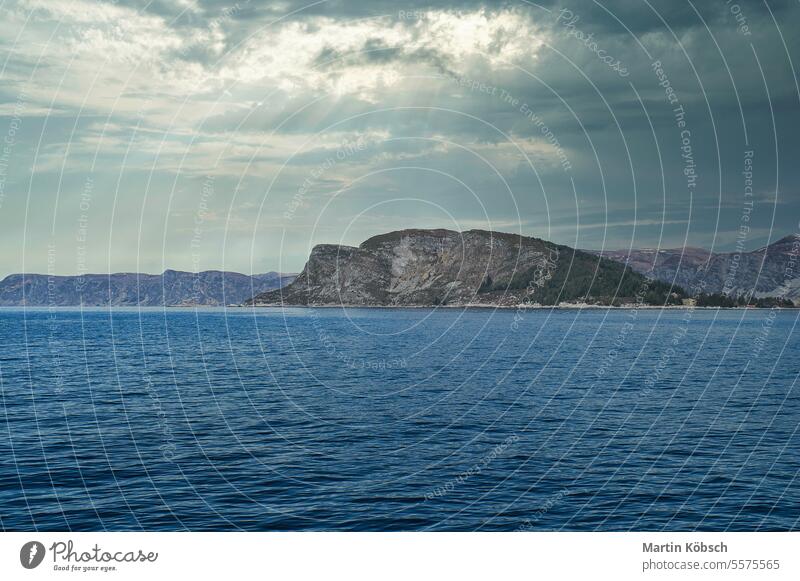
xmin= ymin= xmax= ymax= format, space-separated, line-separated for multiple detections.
xmin=243 ymin=303 xmax=797 ymax=311
xmin=0 ymin=304 xmax=796 ymax=311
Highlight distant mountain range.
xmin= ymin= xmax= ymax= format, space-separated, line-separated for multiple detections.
xmin=247 ymin=229 xmax=684 ymax=307
xmin=4 ymin=232 xmax=796 ymax=308
xmin=0 ymin=270 xmax=296 ymax=306
xmin=592 ymin=234 xmax=800 ymax=302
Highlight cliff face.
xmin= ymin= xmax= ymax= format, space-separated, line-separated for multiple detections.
xmin=0 ymin=270 xmax=296 ymax=306
xmin=248 ymin=229 xmax=680 ymax=307
xmin=595 ymin=234 xmax=800 ymax=301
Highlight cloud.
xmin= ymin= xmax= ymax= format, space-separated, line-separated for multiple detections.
xmin=1 ymin=0 xmax=799 ymax=275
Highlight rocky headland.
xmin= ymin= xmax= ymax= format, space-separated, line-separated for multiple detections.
xmin=247 ymin=229 xmax=684 ymax=307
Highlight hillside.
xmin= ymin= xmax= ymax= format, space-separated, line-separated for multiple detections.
xmin=247 ymin=229 xmax=683 ymax=307
xmin=0 ymin=270 xmax=296 ymax=307
xmin=594 ymin=234 xmax=800 ymax=302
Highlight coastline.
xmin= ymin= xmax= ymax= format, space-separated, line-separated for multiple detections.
xmin=1 ymin=303 xmax=796 ymax=311
xmin=242 ymin=303 xmax=798 ymax=310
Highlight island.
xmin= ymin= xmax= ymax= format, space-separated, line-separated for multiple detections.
xmin=246 ymin=229 xmax=687 ymax=308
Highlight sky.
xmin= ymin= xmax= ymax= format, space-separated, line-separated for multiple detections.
xmin=0 ymin=0 xmax=798 ymax=276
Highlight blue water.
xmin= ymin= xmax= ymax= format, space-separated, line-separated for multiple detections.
xmin=0 ymin=307 xmax=798 ymax=531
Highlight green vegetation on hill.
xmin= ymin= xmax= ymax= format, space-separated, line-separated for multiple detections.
xmin=481 ymin=245 xmax=685 ymax=306
xmin=695 ymin=293 xmax=796 ymax=308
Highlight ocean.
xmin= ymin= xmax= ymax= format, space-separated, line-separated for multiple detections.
xmin=0 ymin=306 xmax=797 ymax=531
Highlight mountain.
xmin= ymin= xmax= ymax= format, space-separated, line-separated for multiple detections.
xmin=593 ymin=234 xmax=800 ymax=303
xmin=247 ymin=229 xmax=683 ymax=307
xmin=0 ymin=270 xmax=296 ymax=306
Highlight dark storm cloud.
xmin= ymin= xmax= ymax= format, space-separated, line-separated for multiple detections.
xmin=3 ymin=0 xmax=799 ymax=276
xmin=109 ymin=0 xmax=544 ymax=26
